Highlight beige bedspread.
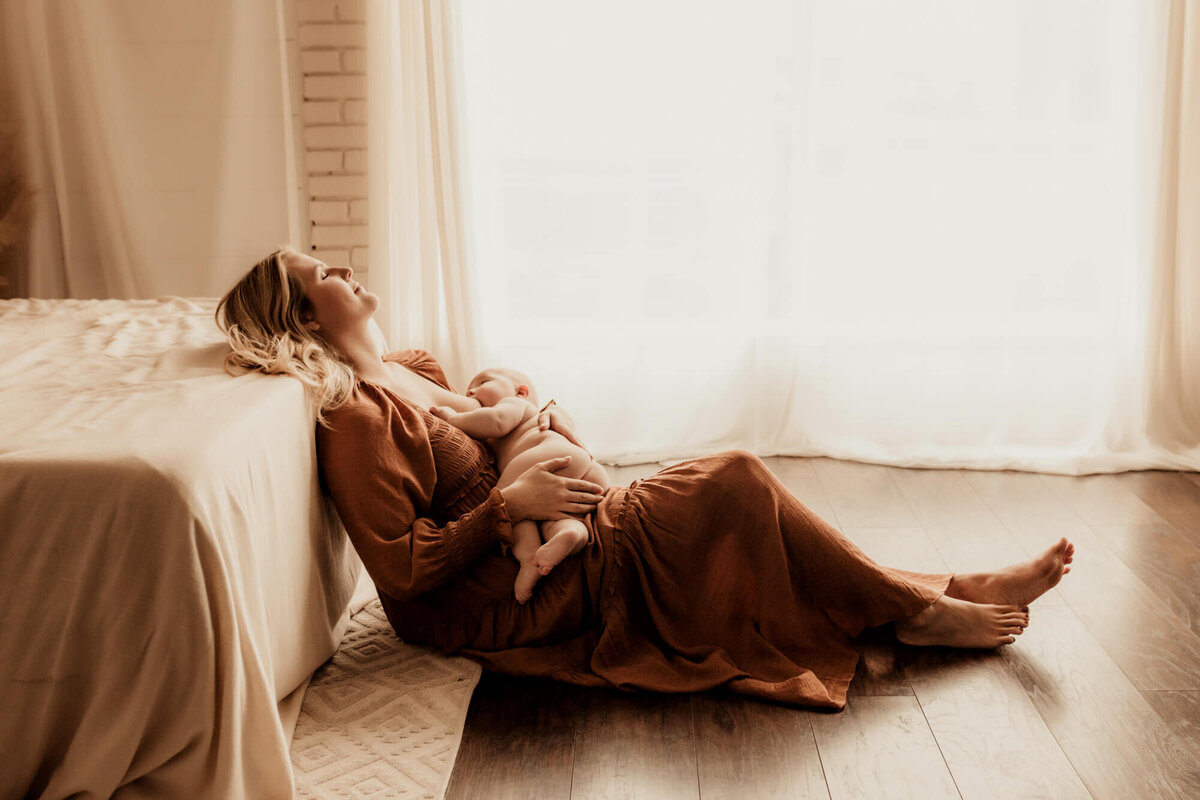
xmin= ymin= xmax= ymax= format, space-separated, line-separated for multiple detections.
xmin=0 ymin=298 xmax=358 ymax=799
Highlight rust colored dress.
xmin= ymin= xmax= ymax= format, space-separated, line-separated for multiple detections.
xmin=318 ymin=351 xmax=952 ymax=710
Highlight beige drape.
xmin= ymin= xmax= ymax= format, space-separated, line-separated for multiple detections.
xmin=2 ymin=0 xmax=301 ymax=299
xmin=367 ymin=0 xmax=478 ymax=387
xmin=1149 ymin=0 xmax=1200 ymax=451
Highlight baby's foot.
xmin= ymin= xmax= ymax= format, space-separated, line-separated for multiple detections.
xmin=947 ymin=538 xmax=1074 ymax=607
xmin=533 ymin=535 xmax=578 ymax=576
xmin=513 ymin=563 xmax=541 ymax=604
xmin=895 ymin=596 xmax=1029 ymax=649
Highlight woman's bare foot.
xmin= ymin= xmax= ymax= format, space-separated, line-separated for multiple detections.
xmin=895 ymin=596 xmax=1029 ymax=648
xmin=946 ymin=537 xmax=1074 ymax=607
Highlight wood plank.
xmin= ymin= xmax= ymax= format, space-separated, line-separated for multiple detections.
xmin=692 ymin=693 xmax=830 ymax=800
xmin=569 ymin=688 xmax=698 ymax=800
xmin=961 ymin=470 xmax=1079 ymax=528
xmin=445 ymin=673 xmax=576 ymax=800
xmin=764 ymin=456 xmax=840 ymax=526
xmin=1038 ymin=473 xmax=1168 ymax=527
xmin=1111 ymin=471 xmax=1200 ymax=547
xmin=761 ymin=456 xmax=818 ymax=479
xmin=1009 ymin=518 xmax=1200 ymax=691
xmin=1087 ymin=522 xmax=1200 ymax=638
xmin=1140 ymin=690 xmax=1200 ymax=767
xmin=811 ymin=459 xmax=920 ymax=528
xmin=841 ymin=527 xmax=948 ymax=576
xmin=892 ymin=469 xmax=1065 ymax=606
xmin=884 ymin=468 xmax=1006 ymax=532
xmin=1005 ymin=605 xmax=1198 ymax=799
xmin=904 ymin=649 xmax=1090 ymax=800
xmin=809 ymin=695 xmax=960 ymax=800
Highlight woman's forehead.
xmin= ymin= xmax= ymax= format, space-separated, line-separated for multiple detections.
xmin=283 ymin=252 xmax=323 ymax=273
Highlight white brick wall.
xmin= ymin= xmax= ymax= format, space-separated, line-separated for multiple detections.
xmin=298 ymin=0 xmax=369 ymax=277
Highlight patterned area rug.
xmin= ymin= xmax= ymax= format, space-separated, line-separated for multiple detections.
xmin=290 ymin=600 xmax=482 ymax=799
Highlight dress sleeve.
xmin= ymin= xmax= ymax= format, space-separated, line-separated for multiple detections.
xmin=317 ymin=394 xmax=513 ymax=602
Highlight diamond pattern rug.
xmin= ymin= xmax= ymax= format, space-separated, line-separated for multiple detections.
xmin=290 ymin=600 xmax=482 ymax=799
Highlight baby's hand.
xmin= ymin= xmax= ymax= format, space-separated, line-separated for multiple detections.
xmin=429 ymin=405 xmax=456 ymax=421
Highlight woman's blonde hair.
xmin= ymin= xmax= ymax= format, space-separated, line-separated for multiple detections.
xmin=215 ymin=246 xmax=356 ymax=424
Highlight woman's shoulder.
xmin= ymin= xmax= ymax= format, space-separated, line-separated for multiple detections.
xmin=320 ymin=379 xmax=423 ymax=442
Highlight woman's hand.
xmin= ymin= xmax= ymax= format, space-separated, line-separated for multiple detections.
xmin=538 ymin=401 xmax=586 ymax=449
xmin=500 ymin=456 xmax=605 ymax=521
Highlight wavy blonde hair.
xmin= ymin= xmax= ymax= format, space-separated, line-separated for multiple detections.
xmin=215 ymin=246 xmax=356 ymax=425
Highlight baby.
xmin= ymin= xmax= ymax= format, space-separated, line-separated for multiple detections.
xmin=430 ymin=368 xmax=609 ymax=603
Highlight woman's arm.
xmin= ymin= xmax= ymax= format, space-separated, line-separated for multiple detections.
xmin=319 ymin=402 xmax=513 ymax=602
xmin=318 ymin=398 xmax=604 ymax=602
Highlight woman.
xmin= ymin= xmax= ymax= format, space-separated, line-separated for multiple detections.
xmin=217 ymin=248 xmax=1073 ymax=709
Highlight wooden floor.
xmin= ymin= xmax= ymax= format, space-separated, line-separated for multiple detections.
xmin=445 ymin=458 xmax=1200 ymax=800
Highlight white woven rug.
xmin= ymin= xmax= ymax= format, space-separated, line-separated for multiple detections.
xmin=290 ymin=600 xmax=482 ymax=799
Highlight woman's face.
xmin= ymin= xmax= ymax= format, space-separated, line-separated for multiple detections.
xmin=283 ymin=252 xmax=378 ymax=335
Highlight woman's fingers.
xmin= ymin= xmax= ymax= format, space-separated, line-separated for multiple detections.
xmin=535 ymin=456 xmax=573 ymax=473
xmin=547 ymin=504 xmax=601 ymax=517
xmin=569 ymin=480 xmax=605 ymax=494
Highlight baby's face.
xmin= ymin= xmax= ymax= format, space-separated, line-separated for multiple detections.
xmin=466 ymin=371 xmax=519 ymax=408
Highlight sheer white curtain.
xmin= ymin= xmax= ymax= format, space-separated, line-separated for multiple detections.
xmin=457 ymin=0 xmax=1200 ymax=473
xmin=2 ymin=0 xmax=300 ymax=298
xmin=366 ymin=0 xmax=478 ymax=387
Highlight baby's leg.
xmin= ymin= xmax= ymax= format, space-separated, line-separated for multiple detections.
xmin=533 ymin=518 xmax=589 ymax=576
xmin=510 ymin=519 xmax=544 ymax=604
xmin=532 ymin=461 xmax=607 ymax=575
xmin=537 ymin=460 xmax=609 ymax=573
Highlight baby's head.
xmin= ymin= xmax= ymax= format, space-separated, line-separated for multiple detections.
xmin=466 ymin=367 xmax=538 ymax=408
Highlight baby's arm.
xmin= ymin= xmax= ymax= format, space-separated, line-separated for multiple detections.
xmin=430 ymin=397 xmax=530 ymax=439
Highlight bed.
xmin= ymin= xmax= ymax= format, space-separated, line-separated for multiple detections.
xmin=0 ymin=297 xmax=360 ymax=798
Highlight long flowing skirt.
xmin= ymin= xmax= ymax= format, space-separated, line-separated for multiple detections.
xmin=460 ymin=451 xmax=950 ymax=709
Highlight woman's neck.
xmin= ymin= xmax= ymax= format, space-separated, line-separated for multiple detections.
xmin=324 ymin=325 xmax=386 ymax=383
